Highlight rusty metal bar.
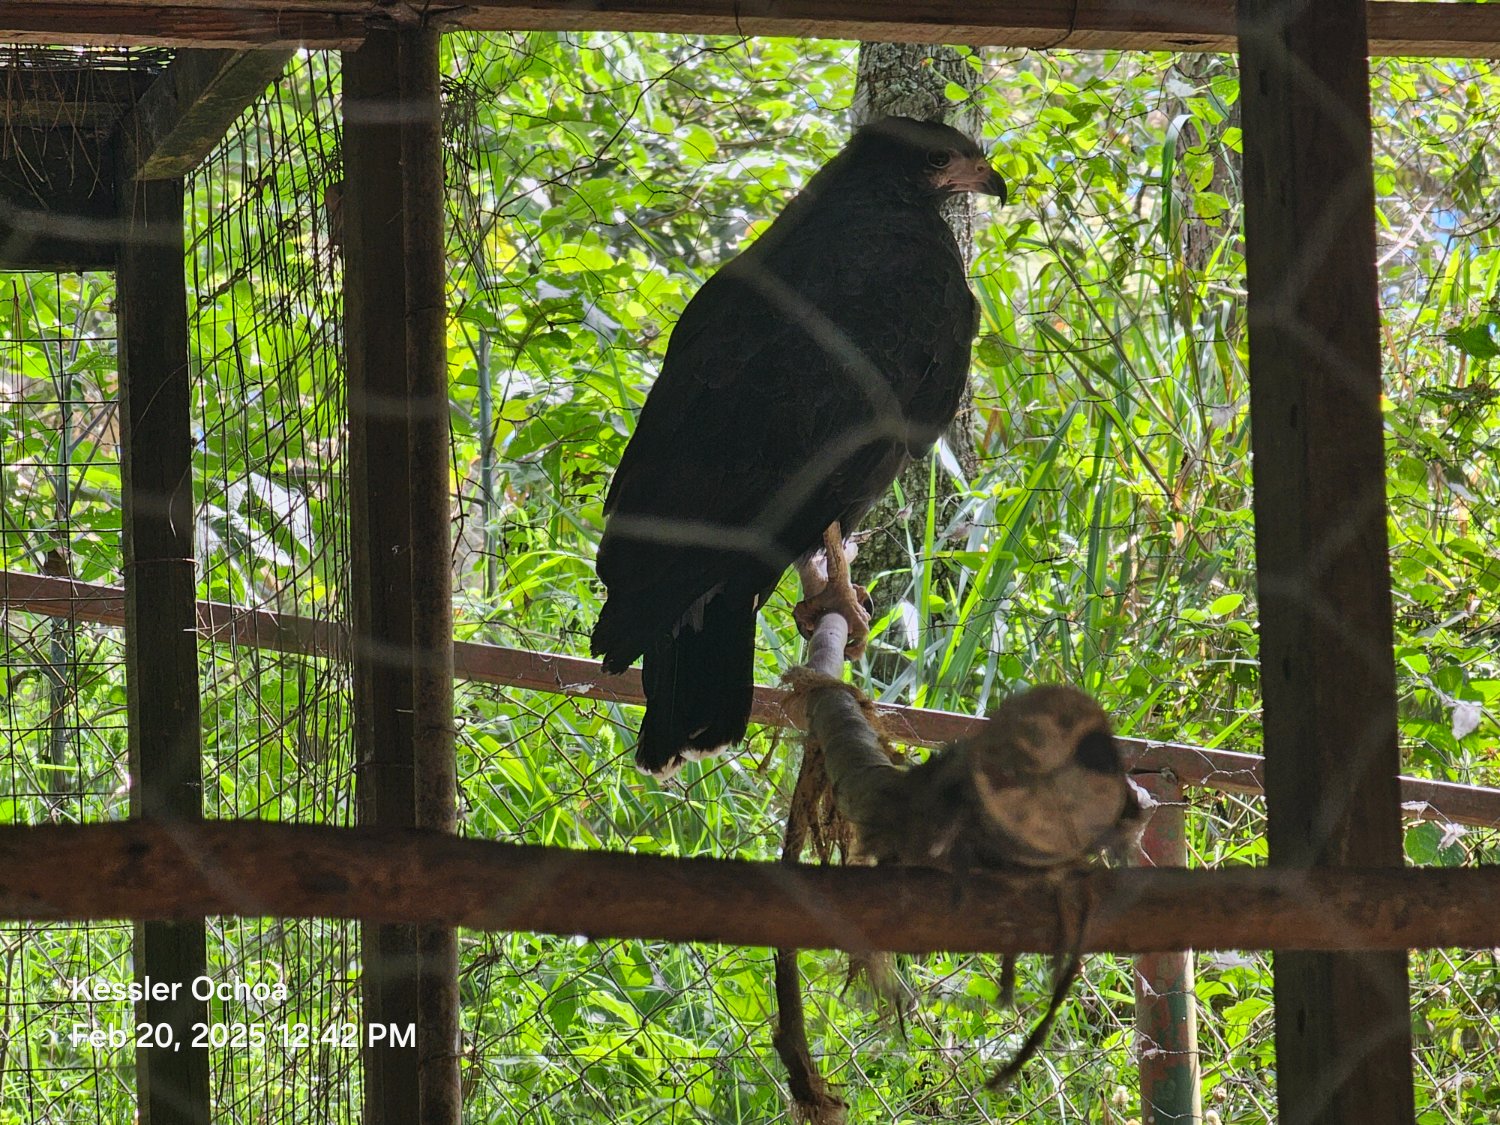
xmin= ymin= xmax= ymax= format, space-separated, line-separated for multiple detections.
xmin=5 ymin=569 xmax=1500 ymax=830
xmin=1133 ymin=773 xmax=1202 ymax=1124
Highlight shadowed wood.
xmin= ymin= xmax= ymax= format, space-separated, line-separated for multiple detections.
xmin=6 ymin=569 xmax=1500 ymax=830
xmin=7 ymin=1 xmax=1500 ymax=57
xmin=3 ymin=820 xmax=1500 ymax=954
xmin=344 ymin=30 xmax=421 ymax=1125
xmin=395 ymin=25 xmax=462 ymax=1125
xmin=117 ymin=49 xmax=294 ymax=180
xmin=452 ymin=0 xmax=1500 ymax=57
xmin=1240 ymin=0 xmax=1415 ymax=1119
xmin=117 ymin=173 xmax=210 ymax=1125
xmin=1 ymin=4 xmax=363 ymax=49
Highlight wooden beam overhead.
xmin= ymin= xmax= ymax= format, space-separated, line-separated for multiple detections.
xmin=116 ymin=48 xmax=294 ymax=180
xmin=5 ymin=1 xmax=1500 ymax=56
xmin=0 ymin=5 xmax=363 ymax=50
xmin=4 ymin=820 xmax=1500 ymax=954
xmin=452 ymin=0 xmax=1500 ymax=57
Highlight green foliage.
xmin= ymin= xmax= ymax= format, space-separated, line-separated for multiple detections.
xmin=4 ymin=35 xmax=1500 ymax=1125
xmin=434 ymin=36 xmax=1500 ymax=1122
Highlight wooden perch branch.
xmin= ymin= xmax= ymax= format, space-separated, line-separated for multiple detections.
xmin=2 ymin=820 xmax=1500 ymax=953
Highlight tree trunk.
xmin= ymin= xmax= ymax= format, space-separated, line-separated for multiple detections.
xmin=1170 ymin=54 xmax=1242 ymax=273
xmin=848 ymin=42 xmax=985 ymax=670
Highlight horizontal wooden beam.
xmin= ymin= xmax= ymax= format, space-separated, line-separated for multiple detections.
xmin=0 ymin=5 xmax=363 ymax=49
xmin=452 ymin=0 xmax=1500 ymax=57
xmin=117 ymin=48 xmax=295 ymax=180
xmin=4 ymin=1 xmax=1500 ymax=56
xmin=5 ymin=569 xmax=1497 ymax=828
xmin=0 ymin=820 xmax=1496 ymax=953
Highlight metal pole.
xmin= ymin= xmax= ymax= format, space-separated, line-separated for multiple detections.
xmin=1134 ymin=771 xmax=1201 ymax=1124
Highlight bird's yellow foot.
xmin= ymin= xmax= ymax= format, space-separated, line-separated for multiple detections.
xmin=792 ymin=523 xmax=872 ymax=658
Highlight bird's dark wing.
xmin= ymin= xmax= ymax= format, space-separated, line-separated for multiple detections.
xmin=594 ymin=200 xmax=975 ymax=664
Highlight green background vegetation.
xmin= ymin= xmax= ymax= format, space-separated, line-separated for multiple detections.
xmin=1 ymin=33 xmax=1497 ymax=1123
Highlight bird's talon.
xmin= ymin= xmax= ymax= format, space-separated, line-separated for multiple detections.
xmin=792 ymin=582 xmax=871 ymax=656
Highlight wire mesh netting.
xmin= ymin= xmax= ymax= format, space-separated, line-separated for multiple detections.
xmin=0 ymin=270 xmax=134 ymax=1123
xmin=437 ymin=33 xmax=1500 ymax=1123
xmin=185 ymin=51 xmax=358 ymax=1124
xmin=1 ymin=50 xmax=358 ymax=1124
xmin=0 ymin=28 xmax=1498 ymax=1125
xmin=1181 ymin=792 xmax=1500 ymax=1123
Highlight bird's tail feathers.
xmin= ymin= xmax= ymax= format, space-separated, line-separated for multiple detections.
xmin=592 ymin=572 xmax=712 ymax=674
xmin=635 ymin=588 xmax=757 ymax=775
xmin=591 ymin=596 xmax=642 ymax=674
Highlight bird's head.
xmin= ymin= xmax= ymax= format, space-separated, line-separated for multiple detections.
xmin=852 ymin=116 xmax=1007 ymax=204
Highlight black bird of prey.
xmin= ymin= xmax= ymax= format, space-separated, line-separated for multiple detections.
xmin=592 ymin=116 xmax=1006 ymax=775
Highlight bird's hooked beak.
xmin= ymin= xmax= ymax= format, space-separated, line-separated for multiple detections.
xmin=935 ymin=155 xmax=1007 ymax=203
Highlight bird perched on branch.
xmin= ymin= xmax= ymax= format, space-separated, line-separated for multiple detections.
xmin=592 ymin=116 xmax=1006 ymax=775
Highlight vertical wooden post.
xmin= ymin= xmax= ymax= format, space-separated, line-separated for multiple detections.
xmin=1238 ymin=2 xmax=1417 ymax=1122
xmin=400 ymin=27 xmax=462 ymax=1125
xmin=1133 ymin=773 xmax=1200 ymax=1125
xmin=345 ymin=24 xmax=460 ymax=1125
xmin=345 ymin=29 xmax=421 ymax=1125
xmin=117 ymin=174 xmax=211 ymax=1125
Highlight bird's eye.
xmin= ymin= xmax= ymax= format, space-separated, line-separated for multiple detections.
xmin=927 ymin=150 xmax=952 ymax=169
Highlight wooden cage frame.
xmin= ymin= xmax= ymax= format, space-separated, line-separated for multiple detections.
xmin=3 ymin=3 xmax=1500 ymax=1124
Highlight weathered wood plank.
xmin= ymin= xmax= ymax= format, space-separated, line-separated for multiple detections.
xmin=4 ymin=820 xmax=1500 ymax=954
xmin=0 ymin=5 xmax=362 ymax=49
xmin=451 ymin=0 xmax=1233 ymax=49
xmin=1239 ymin=0 xmax=1416 ymax=1120
xmin=455 ymin=0 xmax=1500 ymax=57
xmin=117 ymin=49 xmax=293 ymax=180
xmin=343 ymin=29 xmax=421 ymax=1125
xmin=5 ymin=1 xmax=1500 ymax=57
xmin=117 ymin=173 xmax=210 ymax=1125
xmin=392 ymin=25 xmax=463 ymax=1125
